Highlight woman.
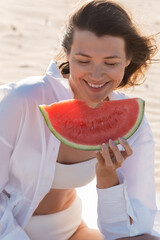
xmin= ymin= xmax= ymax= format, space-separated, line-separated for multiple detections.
xmin=0 ymin=0 xmax=160 ymax=239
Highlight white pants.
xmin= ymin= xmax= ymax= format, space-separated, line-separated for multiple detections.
xmin=25 ymin=196 xmax=82 ymax=240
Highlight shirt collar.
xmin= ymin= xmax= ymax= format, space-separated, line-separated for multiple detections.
xmin=45 ymin=60 xmax=63 ymax=79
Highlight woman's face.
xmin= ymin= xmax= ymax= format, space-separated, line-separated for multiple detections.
xmin=67 ymin=29 xmax=131 ymax=108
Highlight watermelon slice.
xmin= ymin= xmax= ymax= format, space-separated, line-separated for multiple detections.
xmin=39 ymin=98 xmax=145 ymax=150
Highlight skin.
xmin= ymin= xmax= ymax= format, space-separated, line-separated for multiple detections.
xmin=96 ymin=139 xmax=132 ymax=189
xmin=67 ymin=30 xmax=131 ymax=108
xmin=34 ymin=29 xmax=159 ymax=240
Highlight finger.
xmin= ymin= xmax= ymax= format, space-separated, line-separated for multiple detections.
xmin=95 ymin=151 xmax=105 ymax=166
xmin=101 ymin=143 xmax=115 ymax=169
xmin=109 ymin=139 xmax=124 ymax=168
xmin=108 ymin=148 xmax=116 ymax=163
xmin=118 ymin=138 xmax=133 ymax=159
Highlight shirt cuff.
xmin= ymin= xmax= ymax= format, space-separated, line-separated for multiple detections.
xmin=97 ymin=183 xmax=128 ymax=223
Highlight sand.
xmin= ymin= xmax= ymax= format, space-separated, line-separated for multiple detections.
xmin=0 ymin=0 xmax=159 ymax=229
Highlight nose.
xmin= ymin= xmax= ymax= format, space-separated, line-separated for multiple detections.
xmin=89 ymin=65 xmax=104 ymax=81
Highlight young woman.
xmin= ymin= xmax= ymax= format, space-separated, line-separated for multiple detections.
xmin=0 ymin=1 xmax=160 ymax=240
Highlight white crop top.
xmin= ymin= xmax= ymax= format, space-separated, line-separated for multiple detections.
xmin=52 ymin=158 xmax=97 ymax=189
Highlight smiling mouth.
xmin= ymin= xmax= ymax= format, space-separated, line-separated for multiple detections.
xmin=85 ymin=81 xmax=107 ymax=89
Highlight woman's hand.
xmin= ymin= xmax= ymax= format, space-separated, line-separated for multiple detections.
xmin=95 ymin=138 xmax=133 ymax=189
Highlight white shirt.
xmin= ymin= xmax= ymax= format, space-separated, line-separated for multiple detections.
xmin=0 ymin=60 xmax=159 ymax=240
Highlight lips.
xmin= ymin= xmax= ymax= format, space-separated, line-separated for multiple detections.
xmin=84 ymin=80 xmax=107 ymax=89
xmin=87 ymin=82 xmax=105 ymax=88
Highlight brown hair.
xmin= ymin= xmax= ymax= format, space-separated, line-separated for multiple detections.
xmin=55 ymin=0 xmax=158 ymax=89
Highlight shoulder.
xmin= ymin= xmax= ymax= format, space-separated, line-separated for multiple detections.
xmin=0 ymin=76 xmax=50 ymax=106
xmin=14 ymin=76 xmax=48 ymax=102
xmin=109 ymin=90 xmax=129 ymax=100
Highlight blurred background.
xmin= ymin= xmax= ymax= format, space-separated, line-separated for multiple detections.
xmin=0 ymin=0 xmax=159 ymax=229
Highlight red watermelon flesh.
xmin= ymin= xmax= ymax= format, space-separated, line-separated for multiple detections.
xmin=39 ymin=98 xmax=145 ymax=150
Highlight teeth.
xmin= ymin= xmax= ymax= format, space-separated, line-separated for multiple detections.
xmin=87 ymin=82 xmax=105 ymax=88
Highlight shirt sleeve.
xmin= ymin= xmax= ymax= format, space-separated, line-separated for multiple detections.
xmin=0 ymin=192 xmax=30 ymax=240
xmin=97 ymin=116 xmax=157 ymax=240
xmin=0 ymin=84 xmax=30 ymax=239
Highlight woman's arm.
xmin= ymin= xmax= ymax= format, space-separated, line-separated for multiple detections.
xmin=0 ymin=84 xmax=30 ymax=239
xmin=96 ymin=117 xmax=157 ymax=240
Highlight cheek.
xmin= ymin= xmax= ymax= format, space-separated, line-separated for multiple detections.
xmin=70 ymin=63 xmax=85 ymax=80
xmin=69 ymin=63 xmax=76 ymax=79
xmin=108 ymin=66 xmax=125 ymax=83
xmin=69 ymin=65 xmax=81 ymax=87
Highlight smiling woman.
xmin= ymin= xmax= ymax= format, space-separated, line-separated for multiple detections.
xmin=67 ymin=31 xmax=130 ymax=107
xmin=0 ymin=1 xmax=160 ymax=240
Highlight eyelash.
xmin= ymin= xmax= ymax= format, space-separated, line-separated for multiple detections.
xmin=77 ymin=60 xmax=117 ymax=66
xmin=104 ymin=63 xmax=117 ymax=66
xmin=78 ymin=60 xmax=90 ymax=64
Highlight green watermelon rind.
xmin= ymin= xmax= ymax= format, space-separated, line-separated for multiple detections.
xmin=122 ymin=98 xmax=145 ymax=140
xmin=39 ymin=98 xmax=145 ymax=151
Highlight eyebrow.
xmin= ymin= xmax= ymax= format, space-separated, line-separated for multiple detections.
xmin=75 ymin=53 xmax=121 ymax=59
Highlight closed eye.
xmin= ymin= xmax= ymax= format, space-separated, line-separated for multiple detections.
xmin=78 ymin=60 xmax=90 ymax=64
xmin=104 ymin=62 xmax=117 ymax=66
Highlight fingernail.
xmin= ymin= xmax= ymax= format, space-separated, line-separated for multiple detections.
xmin=109 ymin=139 xmax=114 ymax=145
xmin=102 ymin=143 xmax=107 ymax=150
xmin=118 ymin=137 xmax=124 ymax=142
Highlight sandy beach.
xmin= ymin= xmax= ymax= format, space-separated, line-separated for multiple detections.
xmin=0 ymin=0 xmax=160 ymax=229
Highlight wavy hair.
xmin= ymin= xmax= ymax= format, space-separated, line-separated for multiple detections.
xmin=55 ymin=0 xmax=158 ymax=88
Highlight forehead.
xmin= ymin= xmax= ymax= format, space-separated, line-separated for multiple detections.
xmin=71 ymin=29 xmax=126 ymax=57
